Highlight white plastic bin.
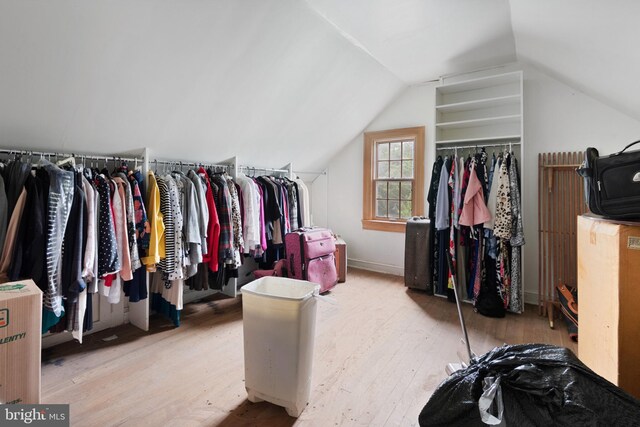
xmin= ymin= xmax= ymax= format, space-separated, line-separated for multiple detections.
xmin=241 ymin=276 xmax=319 ymax=417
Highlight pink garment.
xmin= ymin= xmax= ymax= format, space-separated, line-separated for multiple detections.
xmin=255 ymin=183 xmax=267 ymax=251
xmin=281 ymin=186 xmax=290 ymax=233
xmin=458 ymin=164 xmax=492 ymax=226
xmin=112 ymin=178 xmax=133 ymax=281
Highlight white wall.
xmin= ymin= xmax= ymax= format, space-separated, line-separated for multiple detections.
xmin=310 ymin=173 xmax=328 ymax=228
xmin=520 ymin=64 xmax=640 ymax=302
xmin=316 ymin=62 xmax=640 ymax=302
xmin=313 ymin=84 xmax=436 ymax=275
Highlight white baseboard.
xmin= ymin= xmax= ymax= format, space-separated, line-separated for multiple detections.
xmin=348 ymin=258 xmax=540 ymax=308
xmin=524 ymin=291 xmax=538 ymax=306
xmin=347 ymin=258 xmax=404 ymax=277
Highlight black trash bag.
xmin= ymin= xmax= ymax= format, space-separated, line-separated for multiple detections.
xmin=419 ymin=344 xmax=640 ymax=427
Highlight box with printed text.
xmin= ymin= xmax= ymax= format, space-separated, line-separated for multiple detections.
xmin=0 ymin=280 xmax=42 ymax=404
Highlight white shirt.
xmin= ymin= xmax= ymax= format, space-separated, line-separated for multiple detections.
xmin=236 ymin=173 xmax=261 ymax=253
xmin=81 ymin=176 xmax=96 ymax=280
xmin=295 ymin=179 xmax=311 ymax=227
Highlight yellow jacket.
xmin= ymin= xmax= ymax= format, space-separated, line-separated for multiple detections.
xmin=142 ymin=171 xmax=165 ymax=271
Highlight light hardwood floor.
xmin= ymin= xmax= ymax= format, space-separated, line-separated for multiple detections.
xmin=42 ymin=268 xmax=577 ymax=426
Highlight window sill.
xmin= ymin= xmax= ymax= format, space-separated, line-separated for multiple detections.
xmin=362 ymin=219 xmax=406 ymax=233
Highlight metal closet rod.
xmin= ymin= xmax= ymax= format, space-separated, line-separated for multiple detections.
xmin=294 ymin=170 xmax=326 ymax=175
xmin=0 ymin=148 xmax=142 ymax=163
xmin=436 ymin=141 xmax=522 ymax=151
xmin=239 ymin=165 xmax=289 ymax=174
xmin=151 ymin=158 xmax=231 ymax=169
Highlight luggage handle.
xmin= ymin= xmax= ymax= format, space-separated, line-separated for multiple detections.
xmin=613 ymin=139 xmax=640 ymax=156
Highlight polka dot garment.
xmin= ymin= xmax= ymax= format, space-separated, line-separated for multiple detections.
xmin=94 ymin=174 xmax=120 ymax=277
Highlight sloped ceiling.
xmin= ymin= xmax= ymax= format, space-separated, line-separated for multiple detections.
xmin=305 ymin=0 xmax=517 ymax=84
xmin=509 ymin=0 xmax=640 ymax=121
xmin=1 ymin=1 xmax=633 ymax=172
xmin=0 ymin=0 xmax=520 ymax=171
xmin=0 ymin=0 xmax=404 ymax=170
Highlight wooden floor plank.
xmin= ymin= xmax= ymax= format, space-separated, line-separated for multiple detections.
xmin=42 ymin=268 xmax=577 ymax=426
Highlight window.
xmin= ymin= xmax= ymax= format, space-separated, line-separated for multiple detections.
xmin=363 ymin=126 xmax=425 ymax=232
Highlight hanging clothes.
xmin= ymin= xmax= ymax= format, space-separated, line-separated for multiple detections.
xmin=112 ymin=177 xmax=132 ymax=282
xmin=426 ymin=156 xmax=443 ymax=295
xmin=435 ymin=158 xmax=451 ymax=295
xmin=9 ymin=174 xmax=44 ymax=283
xmin=173 ymin=172 xmax=202 ymax=279
xmin=0 ymin=188 xmax=27 ymax=282
xmin=0 ymin=175 xmax=8 ymax=258
xmin=508 ymin=156 xmax=524 ymax=313
xmin=226 ymin=174 xmax=244 ymax=266
xmin=187 ymin=169 xmax=209 ymax=256
xmin=493 ymin=155 xmax=512 ymax=240
xmin=142 ymin=171 xmax=164 ymax=271
xmin=428 ymin=146 xmax=524 ymax=316
xmin=94 ymin=174 xmax=120 ymax=278
xmin=41 ymin=160 xmax=75 ymax=329
xmin=165 ymin=175 xmax=184 ymax=282
xmin=210 ymin=173 xmax=235 ymax=266
xmin=236 ymin=172 xmax=261 ymax=254
xmin=459 ymin=162 xmax=491 ymax=227
xmin=123 ymin=171 xmax=149 ymax=303
xmin=198 ymin=167 xmax=220 ymax=272
xmin=295 ymin=178 xmax=311 ymax=227
xmin=156 ymin=175 xmax=175 ymax=283
xmin=435 ymin=158 xmax=450 ymax=231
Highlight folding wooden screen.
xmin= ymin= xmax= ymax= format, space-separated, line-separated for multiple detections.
xmin=538 ymin=152 xmax=587 ymax=326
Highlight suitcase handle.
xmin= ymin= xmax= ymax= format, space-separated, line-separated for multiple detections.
xmin=613 ymin=139 xmax=640 ymax=156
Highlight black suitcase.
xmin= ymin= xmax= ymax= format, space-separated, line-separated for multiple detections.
xmin=404 ymin=217 xmax=432 ymax=293
xmin=578 ymin=140 xmax=640 ymax=219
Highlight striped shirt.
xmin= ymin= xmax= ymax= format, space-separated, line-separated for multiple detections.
xmin=42 ymin=162 xmax=75 ymax=316
xmin=156 ymin=176 xmax=175 ymax=287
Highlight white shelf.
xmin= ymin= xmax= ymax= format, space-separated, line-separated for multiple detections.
xmin=433 ymin=69 xmax=524 ymax=315
xmin=437 ymin=71 xmax=522 ymax=94
xmin=435 ymin=135 xmax=521 ymax=145
xmin=436 ymin=114 xmax=521 ymax=129
xmin=435 ymin=94 xmax=520 ymax=112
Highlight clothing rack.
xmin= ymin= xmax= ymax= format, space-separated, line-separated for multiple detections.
xmin=239 ymin=165 xmax=290 ymax=176
xmin=435 ymin=141 xmax=521 ymax=151
xmin=294 ymin=170 xmax=326 ymax=175
xmin=0 ymin=148 xmax=143 ymax=164
xmin=0 ymin=145 xmax=298 ymax=347
xmin=150 ymin=158 xmax=232 ymax=171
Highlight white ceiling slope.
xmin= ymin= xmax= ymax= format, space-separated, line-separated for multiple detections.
xmin=510 ymin=0 xmax=640 ymax=122
xmin=2 ymin=1 xmax=637 ymax=172
xmin=0 ymin=1 xmax=403 ymax=170
xmin=305 ymin=0 xmax=517 ymax=83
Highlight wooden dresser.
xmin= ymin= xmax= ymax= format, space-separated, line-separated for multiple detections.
xmin=577 ymin=215 xmax=640 ymax=399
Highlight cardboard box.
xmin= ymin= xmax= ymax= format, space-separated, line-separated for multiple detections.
xmin=0 ymin=280 xmax=42 ymax=404
xmin=577 ymin=215 xmax=640 ymax=399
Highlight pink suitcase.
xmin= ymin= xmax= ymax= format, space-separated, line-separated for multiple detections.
xmin=285 ymin=228 xmax=338 ymax=293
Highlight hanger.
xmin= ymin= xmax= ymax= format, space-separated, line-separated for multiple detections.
xmin=57 ymin=153 xmax=76 ymax=168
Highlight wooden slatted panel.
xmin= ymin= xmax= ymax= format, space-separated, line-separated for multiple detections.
xmin=538 ymin=152 xmax=587 ymax=317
